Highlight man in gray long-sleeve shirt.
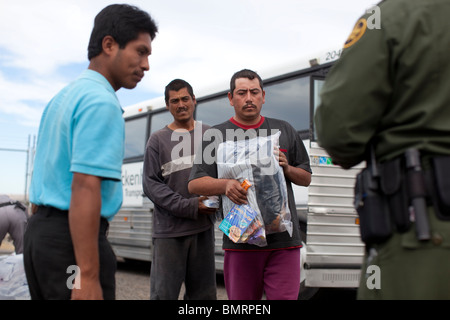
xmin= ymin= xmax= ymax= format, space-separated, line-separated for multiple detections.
xmin=143 ymin=79 xmax=217 ymax=300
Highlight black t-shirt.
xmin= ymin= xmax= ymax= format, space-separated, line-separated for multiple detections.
xmin=189 ymin=116 xmax=311 ymax=250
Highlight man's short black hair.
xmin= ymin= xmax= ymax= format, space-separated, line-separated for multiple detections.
xmin=165 ymin=79 xmax=195 ymax=104
xmin=229 ymin=69 xmax=264 ymax=97
xmin=87 ymin=4 xmax=158 ymax=60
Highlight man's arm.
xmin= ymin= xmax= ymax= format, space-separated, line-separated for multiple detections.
xmin=69 ymin=172 xmax=103 ymax=300
xmin=188 ymin=176 xmax=248 ymax=205
xmin=278 ymin=150 xmax=311 ymax=186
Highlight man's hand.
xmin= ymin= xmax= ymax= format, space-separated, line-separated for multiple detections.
xmin=274 ymin=147 xmax=311 ymax=187
xmin=71 ymin=276 xmax=103 ymax=300
xmin=198 ymin=196 xmax=218 ymax=215
xmin=224 ymin=179 xmax=248 ymax=205
xmin=275 ymin=147 xmax=289 ymax=173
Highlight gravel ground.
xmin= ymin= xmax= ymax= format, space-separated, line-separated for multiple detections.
xmin=2 ymin=239 xmax=353 ymax=301
xmin=115 ymin=260 xmax=151 ymax=300
xmin=0 ymin=236 xmax=15 ymax=255
xmin=1 ymin=238 xmax=226 ymax=300
xmin=115 ymin=259 xmax=228 ymax=300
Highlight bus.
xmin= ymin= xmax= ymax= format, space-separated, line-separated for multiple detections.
xmin=108 ymin=49 xmax=365 ymax=298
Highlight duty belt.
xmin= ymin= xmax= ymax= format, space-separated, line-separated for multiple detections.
xmin=355 ymin=148 xmax=450 ymax=245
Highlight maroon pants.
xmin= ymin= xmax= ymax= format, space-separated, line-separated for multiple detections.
xmin=224 ymin=247 xmax=300 ymax=300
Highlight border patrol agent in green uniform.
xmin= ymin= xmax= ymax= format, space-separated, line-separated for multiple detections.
xmin=315 ymin=0 xmax=450 ymax=299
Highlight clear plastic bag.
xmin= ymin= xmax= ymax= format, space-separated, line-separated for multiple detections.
xmin=217 ymin=131 xmax=292 ymax=246
xmin=0 ymin=254 xmax=30 ymax=300
xmin=219 ymin=202 xmax=267 ymax=246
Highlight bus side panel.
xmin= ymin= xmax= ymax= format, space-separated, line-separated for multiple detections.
xmin=305 ymin=142 xmax=365 ymax=288
xmin=214 ymin=222 xmax=224 ymax=273
xmin=108 ymin=200 xmax=153 ymax=262
xmin=108 ymin=202 xmax=227 ymax=273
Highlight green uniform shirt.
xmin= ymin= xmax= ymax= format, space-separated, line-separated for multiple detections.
xmin=315 ymin=0 xmax=450 ymax=299
xmin=315 ymin=0 xmax=450 ymax=168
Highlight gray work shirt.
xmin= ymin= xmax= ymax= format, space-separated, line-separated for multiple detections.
xmin=143 ymin=123 xmax=213 ymax=238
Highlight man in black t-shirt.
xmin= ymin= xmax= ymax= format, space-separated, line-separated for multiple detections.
xmin=188 ymin=69 xmax=311 ymax=300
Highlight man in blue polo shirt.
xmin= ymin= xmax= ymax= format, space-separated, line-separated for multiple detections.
xmin=24 ymin=4 xmax=158 ymax=300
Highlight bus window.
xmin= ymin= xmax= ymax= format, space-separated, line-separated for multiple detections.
xmin=124 ymin=116 xmax=147 ymax=159
xmin=263 ymin=76 xmax=310 ymax=132
xmin=196 ymin=95 xmax=234 ymax=126
xmin=311 ymin=78 xmax=325 ymax=141
xmin=149 ymin=110 xmax=173 ymax=135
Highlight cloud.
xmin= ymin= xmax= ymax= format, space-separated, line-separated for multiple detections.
xmin=0 ymin=0 xmax=378 ymax=127
xmin=0 ymin=0 xmax=95 ymax=76
xmin=0 ymin=70 xmax=64 ymax=127
xmin=142 ymin=0 xmax=376 ymax=87
xmin=0 ymin=0 xmax=376 ymax=104
xmin=0 ymin=0 xmax=378 ymax=194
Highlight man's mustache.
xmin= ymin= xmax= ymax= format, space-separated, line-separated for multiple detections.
xmin=176 ymin=107 xmax=188 ymax=113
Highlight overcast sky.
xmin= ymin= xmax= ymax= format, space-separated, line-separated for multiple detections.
xmin=0 ymin=0 xmax=378 ymax=196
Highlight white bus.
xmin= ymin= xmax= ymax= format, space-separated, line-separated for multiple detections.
xmin=108 ymin=50 xmax=365 ymax=298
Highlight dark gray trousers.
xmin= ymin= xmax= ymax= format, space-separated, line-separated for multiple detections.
xmin=150 ymin=227 xmax=217 ymax=300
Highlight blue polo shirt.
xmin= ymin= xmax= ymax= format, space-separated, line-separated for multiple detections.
xmin=29 ymin=69 xmax=125 ymax=219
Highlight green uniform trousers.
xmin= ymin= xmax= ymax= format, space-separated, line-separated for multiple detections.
xmin=358 ymin=209 xmax=450 ymax=300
